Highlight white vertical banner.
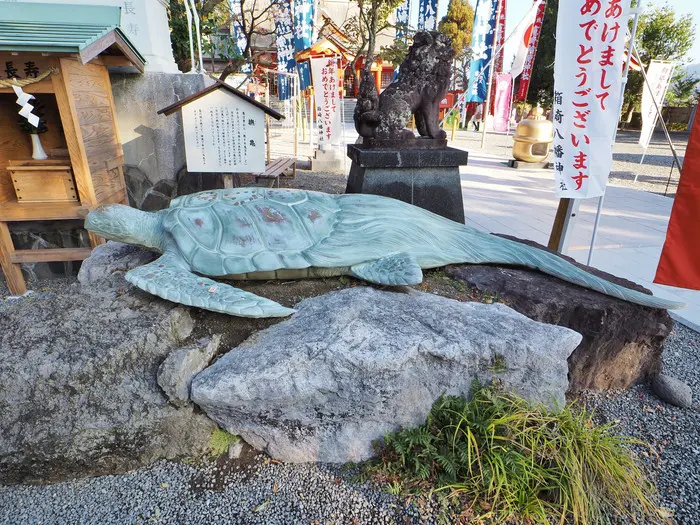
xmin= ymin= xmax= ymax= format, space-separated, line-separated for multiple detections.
xmin=552 ymin=0 xmax=632 ymax=198
xmin=639 ymin=60 xmax=675 ymax=149
xmin=310 ymin=57 xmax=342 ymax=145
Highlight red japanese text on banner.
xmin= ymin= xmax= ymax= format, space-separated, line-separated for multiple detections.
xmin=310 ymin=57 xmax=342 ymax=145
xmin=553 ymin=0 xmax=631 ymax=199
xmin=489 ymin=0 xmax=506 ymax=116
xmin=639 ymin=60 xmax=675 ymax=149
xmin=493 ymin=73 xmax=512 ymax=132
xmin=516 ymin=0 xmax=545 ymax=101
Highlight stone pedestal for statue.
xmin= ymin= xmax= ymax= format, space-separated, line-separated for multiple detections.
xmin=346 ymin=143 xmax=468 ymax=223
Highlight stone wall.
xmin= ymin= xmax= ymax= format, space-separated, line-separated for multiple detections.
xmin=110 ymin=72 xmax=214 ymax=210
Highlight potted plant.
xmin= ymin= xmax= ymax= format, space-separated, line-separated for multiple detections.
xmin=18 ymin=97 xmax=49 ymax=160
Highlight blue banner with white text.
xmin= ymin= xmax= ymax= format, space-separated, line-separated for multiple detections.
xmin=417 ymin=0 xmax=437 ymax=30
xmin=466 ymin=0 xmax=498 ymax=102
xmin=293 ymin=0 xmax=315 ymax=52
xmin=274 ymin=2 xmax=296 ymax=100
xmin=230 ymin=0 xmax=251 ymax=73
xmin=297 ymin=61 xmax=311 ymax=90
xmin=396 ymin=0 xmax=410 ymax=39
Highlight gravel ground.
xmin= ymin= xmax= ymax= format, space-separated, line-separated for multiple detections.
xmin=582 ymin=322 xmax=700 ymax=525
xmin=0 ymin=454 xmax=435 ymax=525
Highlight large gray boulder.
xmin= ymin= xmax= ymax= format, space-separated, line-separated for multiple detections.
xmin=77 ymin=241 xmax=157 ymax=284
xmin=191 ymin=287 xmax=581 ymax=463
xmin=445 ymin=237 xmax=673 ymax=392
xmin=0 ymin=276 xmax=216 ymax=484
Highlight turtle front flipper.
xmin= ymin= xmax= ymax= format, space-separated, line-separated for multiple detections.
xmin=350 ymin=253 xmax=423 ymax=286
xmin=125 ymin=253 xmax=295 ymax=318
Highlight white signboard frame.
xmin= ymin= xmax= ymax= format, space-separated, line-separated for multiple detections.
xmin=310 ymin=57 xmax=342 ymax=146
xmin=181 ymin=89 xmax=266 ymax=173
xmin=639 ymin=60 xmax=675 ymax=149
xmin=552 ymin=0 xmax=632 ymax=199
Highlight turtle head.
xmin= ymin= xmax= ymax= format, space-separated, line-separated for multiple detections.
xmin=85 ymin=204 xmax=165 ymax=251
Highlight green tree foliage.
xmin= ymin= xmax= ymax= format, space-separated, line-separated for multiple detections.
xmin=438 ymin=0 xmax=474 ymax=56
xmin=666 ymin=70 xmax=699 ymax=106
xmin=167 ymin=0 xmax=280 ymax=75
xmin=622 ymin=4 xmax=695 ymax=119
xmin=379 ymin=39 xmax=411 ymax=67
xmin=344 ymin=0 xmax=404 ymax=74
xmin=523 ymin=0 xmax=557 ymax=105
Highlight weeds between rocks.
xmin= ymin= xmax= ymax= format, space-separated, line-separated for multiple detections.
xmin=367 ymin=385 xmax=672 ymax=525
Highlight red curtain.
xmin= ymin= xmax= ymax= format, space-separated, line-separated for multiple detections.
xmin=654 ymin=101 xmax=700 ymax=289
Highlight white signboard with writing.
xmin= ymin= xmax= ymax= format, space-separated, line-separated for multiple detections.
xmin=639 ymin=60 xmax=675 ymax=149
xmin=552 ymin=0 xmax=631 ymax=199
xmin=310 ymin=57 xmax=342 ymax=145
xmin=181 ymin=88 xmax=265 ymax=173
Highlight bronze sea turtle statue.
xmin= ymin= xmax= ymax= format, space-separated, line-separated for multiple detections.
xmin=84 ymin=188 xmax=683 ymax=317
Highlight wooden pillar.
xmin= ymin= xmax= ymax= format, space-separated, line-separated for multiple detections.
xmin=0 ymin=222 xmax=26 ymax=296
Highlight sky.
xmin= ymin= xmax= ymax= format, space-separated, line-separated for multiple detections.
xmin=430 ymin=0 xmax=700 ymax=66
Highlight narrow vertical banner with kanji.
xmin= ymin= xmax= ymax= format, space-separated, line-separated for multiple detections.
xmin=466 ymin=0 xmax=498 ymax=103
xmin=493 ymin=73 xmax=512 ymax=132
xmin=516 ymin=0 xmax=546 ymax=101
xmin=552 ymin=0 xmax=631 ymax=198
xmin=639 ymin=60 xmax=675 ymax=149
xmin=230 ymin=0 xmax=251 ymax=73
xmin=489 ymin=0 xmax=506 ymax=116
xmin=273 ymin=1 xmax=296 ymax=101
xmin=417 ymin=0 xmax=438 ymax=31
xmin=310 ymin=57 xmax=342 ymax=145
xmin=293 ymin=0 xmax=315 ymax=52
xmin=396 ymin=0 xmax=410 ymax=39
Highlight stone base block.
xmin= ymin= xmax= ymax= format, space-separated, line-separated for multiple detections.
xmin=311 ymin=148 xmax=345 ymax=173
xmin=346 ymin=144 xmax=468 ymax=223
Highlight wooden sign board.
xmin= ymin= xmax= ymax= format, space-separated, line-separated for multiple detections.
xmin=181 ymin=88 xmax=266 ymax=173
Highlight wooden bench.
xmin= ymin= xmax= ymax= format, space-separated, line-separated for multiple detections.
xmin=255 ymin=157 xmax=296 ymax=188
xmin=222 ymin=157 xmax=297 ymax=189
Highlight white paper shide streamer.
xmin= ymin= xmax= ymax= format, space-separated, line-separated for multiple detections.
xmin=12 ymin=85 xmax=40 ymax=128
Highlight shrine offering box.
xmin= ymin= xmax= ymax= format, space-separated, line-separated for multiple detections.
xmin=7 ymin=160 xmax=77 ymax=203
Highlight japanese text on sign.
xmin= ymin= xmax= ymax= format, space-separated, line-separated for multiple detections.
xmin=182 ymin=88 xmax=265 ymax=173
xmin=639 ymin=60 xmax=675 ymax=149
xmin=553 ymin=0 xmax=631 ymax=198
xmin=310 ymin=57 xmax=342 ymax=145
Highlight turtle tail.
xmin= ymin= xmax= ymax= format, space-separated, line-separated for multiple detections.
xmin=466 ymin=232 xmax=684 ymax=310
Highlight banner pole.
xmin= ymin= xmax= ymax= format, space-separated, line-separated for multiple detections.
xmin=481 ymin=0 xmax=503 ymax=149
xmin=586 ymin=0 xmax=644 ymax=265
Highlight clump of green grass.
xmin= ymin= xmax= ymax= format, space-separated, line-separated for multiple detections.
xmin=371 ymin=386 xmax=670 ymax=524
xmin=207 ymin=428 xmax=239 ymax=457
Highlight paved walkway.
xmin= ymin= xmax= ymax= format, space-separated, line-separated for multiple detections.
xmin=461 ymin=151 xmax=700 ymax=332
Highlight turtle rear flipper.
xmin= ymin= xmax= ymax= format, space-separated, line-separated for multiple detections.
xmin=350 ymin=253 xmax=423 ymax=286
xmin=125 ymin=254 xmax=295 ymax=318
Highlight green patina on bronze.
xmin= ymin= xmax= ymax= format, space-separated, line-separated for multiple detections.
xmin=85 ymin=188 xmax=683 ymax=318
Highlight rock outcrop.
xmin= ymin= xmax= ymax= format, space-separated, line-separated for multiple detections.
xmin=0 ymin=272 xmax=216 ymax=484
xmin=445 ymin=243 xmax=673 ymax=392
xmin=191 ymin=287 xmax=581 ymax=463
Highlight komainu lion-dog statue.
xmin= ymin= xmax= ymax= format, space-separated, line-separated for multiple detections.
xmin=354 ymin=31 xmax=454 ymax=142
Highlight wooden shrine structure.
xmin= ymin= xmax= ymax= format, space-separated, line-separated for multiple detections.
xmin=0 ymin=2 xmax=145 ymax=295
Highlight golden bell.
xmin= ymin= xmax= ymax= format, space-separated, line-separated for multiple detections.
xmin=512 ymin=106 xmax=554 ymax=163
